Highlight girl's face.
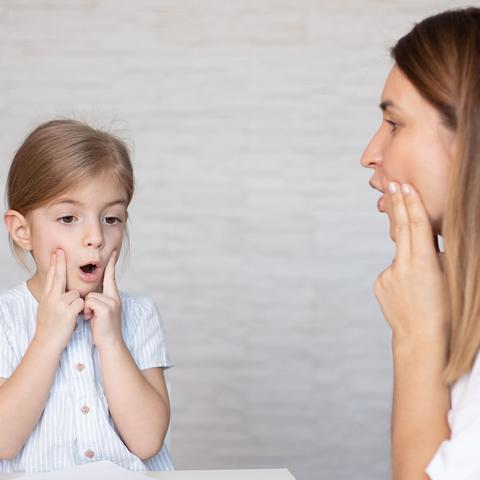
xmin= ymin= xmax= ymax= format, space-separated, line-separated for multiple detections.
xmin=360 ymin=65 xmax=455 ymax=239
xmin=25 ymin=171 xmax=128 ymax=298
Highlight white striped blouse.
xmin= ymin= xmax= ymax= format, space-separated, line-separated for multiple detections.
xmin=0 ymin=281 xmax=174 ymax=473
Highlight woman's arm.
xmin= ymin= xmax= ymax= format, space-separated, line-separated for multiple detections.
xmin=373 ymin=183 xmax=452 ymax=480
xmin=391 ymin=336 xmax=450 ymax=480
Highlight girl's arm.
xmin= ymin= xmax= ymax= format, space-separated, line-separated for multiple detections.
xmin=0 ymin=252 xmax=84 ymax=459
xmin=85 ymin=252 xmax=170 ymax=460
xmin=97 ymin=340 xmax=170 ymax=460
xmin=0 ymin=337 xmax=62 ymax=459
xmin=391 ymin=336 xmax=450 ymax=480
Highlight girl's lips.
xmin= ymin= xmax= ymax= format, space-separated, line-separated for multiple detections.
xmin=78 ymin=266 xmax=102 ymax=283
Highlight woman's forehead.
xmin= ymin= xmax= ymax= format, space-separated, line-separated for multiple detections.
xmin=381 ymin=65 xmax=432 ymax=119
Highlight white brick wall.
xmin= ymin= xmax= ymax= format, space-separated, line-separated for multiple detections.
xmin=0 ymin=1 xmax=470 ymax=479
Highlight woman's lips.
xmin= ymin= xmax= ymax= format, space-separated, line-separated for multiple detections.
xmin=78 ymin=266 xmax=102 ymax=283
xmin=377 ymin=194 xmax=385 ymax=212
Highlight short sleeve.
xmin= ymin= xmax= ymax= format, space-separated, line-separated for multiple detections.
xmin=0 ymin=308 xmax=16 ymax=378
xmin=426 ymin=368 xmax=480 ymax=479
xmin=426 ymin=429 xmax=480 ymax=480
xmin=129 ymin=298 xmax=173 ymax=370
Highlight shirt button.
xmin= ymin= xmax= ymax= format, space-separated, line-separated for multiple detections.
xmin=75 ymin=363 xmax=85 ymax=372
xmin=85 ymin=449 xmax=94 ymax=459
xmin=80 ymin=405 xmax=90 ymax=415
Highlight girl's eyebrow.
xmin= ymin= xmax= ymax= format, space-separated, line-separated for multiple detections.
xmin=50 ymin=199 xmax=127 ymax=208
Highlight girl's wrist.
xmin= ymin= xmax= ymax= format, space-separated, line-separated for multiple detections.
xmin=30 ymin=335 xmax=64 ymax=359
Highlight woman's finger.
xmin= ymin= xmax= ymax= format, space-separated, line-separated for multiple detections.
xmin=433 ymin=234 xmax=440 ymax=254
xmin=52 ymin=249 xmax=67 ymax=294
xmin=388 ymin=182 xmax=411 ymax=263
xmin=401 ymin=183 xmax=437 ymax=261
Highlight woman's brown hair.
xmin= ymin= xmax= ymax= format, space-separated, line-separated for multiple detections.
xmin=391 ymin=7 xmax=480 ymax=384
xmin=5 ymin=118 xmax=134 ymax=266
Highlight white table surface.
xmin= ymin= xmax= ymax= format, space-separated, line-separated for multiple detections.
xmin=0 ymin=461 xmax=296 ymax=480
xmin=144 ymin=469 xmax=295 ymax=479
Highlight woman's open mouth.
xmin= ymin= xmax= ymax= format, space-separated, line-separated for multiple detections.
xmin=377 ymin=194 xmax=385 ymax=212
xmin=78 ymin=263 xmax=101 ymax=283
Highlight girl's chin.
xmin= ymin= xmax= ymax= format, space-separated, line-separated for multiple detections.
xmin=66 ymin=282 xmax=101 ymax=298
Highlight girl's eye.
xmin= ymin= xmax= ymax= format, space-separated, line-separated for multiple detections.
xmin=104 ymin=216 xmax=122 ymax=225
xmin=58 ymin=216 xmax=76 ymax=224
xmin=385 ymin=120 xmax=398 ymax=134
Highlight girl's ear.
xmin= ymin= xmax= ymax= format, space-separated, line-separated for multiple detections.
xmin=3 ymin=209 xmax=33 ymax=251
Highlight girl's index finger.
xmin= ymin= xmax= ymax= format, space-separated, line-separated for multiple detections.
xmin=102 ymin=250 xmax=118 ymax=298
xmin=44 ymin=252 xmax=57 ymax=293
xmin=401 ymin=184 xmax=437 ymax=260
xmin=52 ymin=248 xmax=67 ymax=294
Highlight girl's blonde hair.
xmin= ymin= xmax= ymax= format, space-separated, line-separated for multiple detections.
xmin=5 ymin=118 xmax=134 ymax=267
xmin=391 ymin=7 xmax=480 ymax=384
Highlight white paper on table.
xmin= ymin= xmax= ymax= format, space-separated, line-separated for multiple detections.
xmin=13 ymin=460 xmax=149 ymax=480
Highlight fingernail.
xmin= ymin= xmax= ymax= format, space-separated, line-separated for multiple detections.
xmin=388 ymin=182 xmax=397 ymax=194
xmin=401 ymin=183 xmax=411 ymax=194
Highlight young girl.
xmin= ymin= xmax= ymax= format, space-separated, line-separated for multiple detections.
xmin=0 ymin=119 xmax=174 ymax=473
xmin=361 ymin=7 xmax=480 ymax=480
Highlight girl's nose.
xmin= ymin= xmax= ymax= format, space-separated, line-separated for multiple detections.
xmin=83 ymin=223 xmax=104 ymax=248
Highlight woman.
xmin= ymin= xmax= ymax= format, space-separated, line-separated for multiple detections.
xmin=361 ymin=7 xmax=480 ymax=480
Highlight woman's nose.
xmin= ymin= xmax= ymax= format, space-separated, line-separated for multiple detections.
xmin=360 ymin=130 xmax=383 ymax=169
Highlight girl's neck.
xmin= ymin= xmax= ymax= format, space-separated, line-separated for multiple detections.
xmin=26 ymin=274 xmax=43 ymax=303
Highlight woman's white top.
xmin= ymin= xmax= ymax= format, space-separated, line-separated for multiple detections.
xmin=427 ymin=350 xmax=480 ymax=479
xmin=0 ymin=281 xmax=174 ymax=473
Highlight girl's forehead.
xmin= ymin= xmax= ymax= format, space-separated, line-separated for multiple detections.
xmin=48 ymin=178 xmax=128 ymax=209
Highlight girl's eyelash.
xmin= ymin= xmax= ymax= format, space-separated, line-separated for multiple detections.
xmin=103 ymin=216 xmax=122 ymax=225
xmin=56 ymin=216 xmax=123 ymax=225
xmin=57 ymin=216 xmax=76 ymax=224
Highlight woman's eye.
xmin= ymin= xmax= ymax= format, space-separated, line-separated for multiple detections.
xmin=58 ymin=216 xmax=76 ymax=224
xmin=104 ymin=216 xmax=122 ymax=225
xmin=385 ymin=120 xmax=398 ymax=133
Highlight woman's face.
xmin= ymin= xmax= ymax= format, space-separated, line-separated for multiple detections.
xmin=361 ymin=64 xmax=455 ymax=239
xmin=25 ymin=171 xmax=128 ymax=299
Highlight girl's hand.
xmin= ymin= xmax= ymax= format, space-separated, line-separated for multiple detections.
xmin=374 ymin=183 xmax=449 ymax=344
xmin=34 ymin=249 xmax=85 ymax=354
xmin=83 ymin=250 xmax=123 ymax=351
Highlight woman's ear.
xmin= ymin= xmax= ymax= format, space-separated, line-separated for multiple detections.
xmin=3 ymin=209 xmax=33 ymax=251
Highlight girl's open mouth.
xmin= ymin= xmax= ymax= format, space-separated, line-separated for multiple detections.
xmin=78 ymin=263 xmax=101 ymax=283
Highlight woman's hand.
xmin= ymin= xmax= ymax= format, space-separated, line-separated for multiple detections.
xmin=374 ymin=182 xmax=449 ymax=344
xmin=34 ymin=249 xmax=85 ymax=354
xmin=83 ymin=250 xmax=123 ymax=351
